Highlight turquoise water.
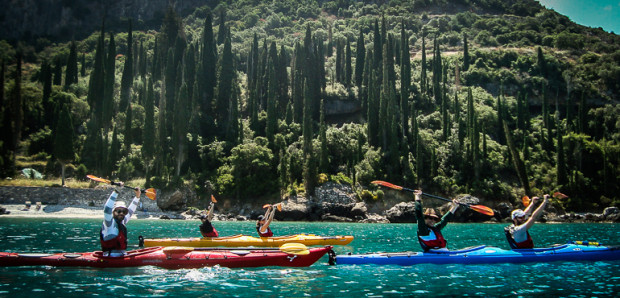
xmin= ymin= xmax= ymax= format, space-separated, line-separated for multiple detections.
xmin=0 ymin=218 xmax=618 ymax=297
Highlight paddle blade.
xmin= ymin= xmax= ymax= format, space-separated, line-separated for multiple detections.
xmin=262 ymin=204 xmax=271 ymax=209
xmin=469 ymin=205 xmax=495 ymax=216
xmin=276 ymin=203 xmax=282 ymax=212
xmin=211 ymin=195 xmax=217 ymax=203
xmin=144 ymin=188 xmax=157 ymax=200
xmin=553 ymin=192 xmax=568 ymax=199
xmin=279 ymin=243 xmax=310 ymax=255
xmin=371 ymin=180 xmax=403 ymax=190
xmin=87 ymin=175 xmax=111 ymax=184
xmin=521 ymin=196 xmax=531 ymax=207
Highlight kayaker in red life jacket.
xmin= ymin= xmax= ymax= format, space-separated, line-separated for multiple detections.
xmin=256 ymin=205 xmax=276 ymax=237
xmin=505 ymin=195 xmax=549 ymax=249
xmin=100 ymin=185 xmax=141 ymax=256
xmin=413 ymin=190 xmax=460 ymax=252
xmin=200 ymin=201 xmax=219 ymax=237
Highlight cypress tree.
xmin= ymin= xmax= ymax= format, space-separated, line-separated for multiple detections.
xmin=120 ymin=19 xmax=133 ymax=113
xmin=432 ymin=35 xmax=442 ymax=105
xmin=277 ymin=44 xmax=289 ymax=114
xmin=184 ymin=44 xmax=196 ymax=106
xmin=143 ymin=79 xmax=155 ymax=183
xmin=302 ymin=78 xmax=316 ymax=196
xmin=373 ymin=19 xmax=382 ymax=81
xmin=108 ymin=126 xmax=120 ymax=175
xmin=319 ymin=99 xmax=329 ymax=173
xmin=200 ymin=11 xmax=217 ymax=117
xmin=8 ymin=53 xmax=24 ymax=160
xmin=400 ymin=21 xmax=411 ymax=139
xmin=504 ymin=122 xmax=531 ymax=196
xmin=420 ymin=32 xmax=427 ymax=96
xmin=124 ymin=104 xmax=132 ymax=153
xmin=463 ymin=33 xmax=469 ymax=71
xmin=248 ymin=34 xmax=260 ymax=129
xmin=335 ymin=39 xmax=343 ymax=84
xmin=102 ymin=32 xmax=116 ymax=135
xmin=53 ymin=56 xmax=63 ymax=86
xmin=345 ymin=39 xmax=352 ymax=88
xmin=291 ymin=42 xmax=304 ymax=124
xmin=64 ymin=41 xmax=78 ymax=89
xmin=80 ymin=53 xmax=86 ymax=77
xmin=42 ymin=61 xmax=54 ymax=127
xmin=226 ymin=76 xmax=240 ymax=146
xmin=173 ymin=83 xmax=190 ymax=176
xmin=496 ymin=85 xmax=505 ymax=144
xmin=578 ymin=91 xmax=586 ymax=134
xmin=164 ymin=49 xmax=176 ymax=136
xmin=354 ymin=29 xmax=365 ymax=89
xmin=53 ymin=104 xmax=74 ymax=186
xmin=265 ymin=55 xmax=277 ymax=145
xmin=216 ymin=32 xmax=233 ymax=130
xmin=217 ymin=10 xmax=226 ymax=45
xmin=557 ymin=120 xmax=568 ymax=186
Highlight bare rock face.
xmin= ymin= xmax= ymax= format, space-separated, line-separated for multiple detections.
xmin=157 ymin=190 xmax=186 ymax=211
xmin=385 ymin=202 xmax=417 ymax=223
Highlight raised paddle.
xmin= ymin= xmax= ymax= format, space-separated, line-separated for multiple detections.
xmin=87 ymin=175 xmax=157 ymax=200
xmin=262 ymin=203 xmax=283 ymax=211
xmin=371 ymin=180 xmax=495 ymax=216
xmin=522 ymin=192 xmax=568 ymax=207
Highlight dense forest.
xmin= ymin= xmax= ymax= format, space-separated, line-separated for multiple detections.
xmin=0 ymin=0 xmax=618 ymax=211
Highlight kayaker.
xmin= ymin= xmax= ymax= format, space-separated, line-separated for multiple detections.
xmin=200 ymin=201 xmax=219 ymax=237
xmin=100 ymin=185 xmax=141 ymax=257
xmin=256 ymin=205 xmax=276 ymax=237
xmin=505 ymin=194 xmax=549 ymax=249
xmin=413 ymin=190 xmax=460 ymax=252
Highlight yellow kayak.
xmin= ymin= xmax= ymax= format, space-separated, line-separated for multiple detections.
xmin=140 ymin=234 xmax=354 ymax=248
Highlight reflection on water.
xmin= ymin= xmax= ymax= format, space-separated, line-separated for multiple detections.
xmin=0 ymin=218 xmax=618 ymax=296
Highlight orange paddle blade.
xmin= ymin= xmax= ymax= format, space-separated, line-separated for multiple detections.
xmin=211 ymin=195 xmax=217 ymax=203
xmin=87 ymin=175 xmax=111 ymax=184
xmin=371 ymin=180 xmax=403 ymax=190
xmin=262 ymin=204 xmax=271 ymax=209
xmin=553 ymin=192 xmax=568 ymax=199
xmin=276 ymin=203 xmax=282 ymax=212
xmin=521 ymin=196 xmax=531 ymax=207
xmin=469 ymin=204 xmax=495 ymax=216
xmin=144 ymin=188 xmax=157 ymax=200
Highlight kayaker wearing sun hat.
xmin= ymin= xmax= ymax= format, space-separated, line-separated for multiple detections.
xmin=100 ymin=184 xmax=141 ymax=256
xmin=200 ymin=201 xmax=219 ymax=237
xmin=414 ymin=190 xmax=460 ymax=252
xmin=256 ymin=206 xmax=276 ymax=237
xmin=505 ymin=195 xmax=549 ymax=249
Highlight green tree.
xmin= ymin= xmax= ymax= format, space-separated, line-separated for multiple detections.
xmin=354 ymin=29 xmax=365 ymax=89
xmin=64 ymin=41 xmax=78 ymax=88
xmin=143 ymin=79 xmax=155 ymax=184
xmin=103 ymin=32 xmax=116 ymax=135
xmin=54 ymin=105 xmax=75 ymax=186
xmin=216 ymin=32 xmax=233 ymax=132
xmin=124 ymin=103 xmax=132 ymax=153
xmin=120 ymin=19 xmax=133 ymax=113
xmin=463 ymin=33 xmax=469 ymax=71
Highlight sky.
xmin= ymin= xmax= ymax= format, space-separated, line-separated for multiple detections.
xmin=537 ymin=0 xmax=620 ymax=33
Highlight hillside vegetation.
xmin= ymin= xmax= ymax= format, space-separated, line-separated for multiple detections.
xmin=1 ymin=0 xmax=618 ymax=211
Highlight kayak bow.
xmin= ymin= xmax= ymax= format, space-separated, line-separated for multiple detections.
xmin=0 ymin=245 xmax=333 ymax=269
xmin=335 ymin=243 xmax=620 ymax=266
xmin=140 ymin=234 xmax=354 ymax=248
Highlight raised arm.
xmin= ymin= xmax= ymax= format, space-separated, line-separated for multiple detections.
xmin=207 ymin=202 xmax=215 ymax=221
xmin=124 ymin=188 xmax=141 ymax=224
xmin=522 ymin=195 xmax=549 ymax=230
xmin=259 ymin=206 xmax=274 ymax=233
xmin=103 ymin=190 xmax=119 ymax=225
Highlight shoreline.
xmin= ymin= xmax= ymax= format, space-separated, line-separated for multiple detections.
xmin=0 ymin=204 xmax=177 ymax=219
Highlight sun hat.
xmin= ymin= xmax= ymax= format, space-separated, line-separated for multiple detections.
xmin=511 ymin=209 xmax=526 ymax=220
xmin=423 ymin=208 xmax=440 ymax=220
xmin=113 ymin=201 xmax=128 ymax=211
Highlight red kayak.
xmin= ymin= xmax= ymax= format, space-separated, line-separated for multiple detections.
xmin=0 ymin=245 xmax=332 ymax=269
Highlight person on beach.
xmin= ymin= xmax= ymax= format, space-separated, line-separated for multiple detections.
xmin=256 ymin=205 xmax=276 ymax=237
xmin=414 ymin=190 xmax=460 ymax=252
xmin=199 ymin=201 xmax=219 ymax=237
xmin=505 ymin=194 xmax=550 ymax=249
xmin=100 ymin=185 xmax=141 ymax=256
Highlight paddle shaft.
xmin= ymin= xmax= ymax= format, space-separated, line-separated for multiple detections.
xmin=396 ymin=185 xmax=463 ymax=207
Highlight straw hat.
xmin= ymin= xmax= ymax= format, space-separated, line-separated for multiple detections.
xmin=423 ymin=208 xmax=440 ymax=220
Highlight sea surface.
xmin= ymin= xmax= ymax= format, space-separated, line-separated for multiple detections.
xmin=0 ymin=218 xmax=618 ymax=297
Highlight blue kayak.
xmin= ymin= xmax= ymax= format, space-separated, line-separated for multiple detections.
xmin=335 ymin=243 xmax=620 ymax=266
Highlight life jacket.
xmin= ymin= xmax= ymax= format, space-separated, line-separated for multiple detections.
xmin=200 ymin=222 xmax=219 ymax=237
xmin=418 ymin=226 xmax=447 ymax=251
xmin=100 ymin=222 xmax=127 ymax=252
xmin=256 ymin=224 xmax=273 ymax=237
xmin=504 ymin=225 xmax=534 ymax=249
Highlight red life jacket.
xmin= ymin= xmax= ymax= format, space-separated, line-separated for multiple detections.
xmin=256 ymin=225 xmax=273 ymax=237
xmin=202 ymin=227 xmax=219 ymax=237
xmin=505 ymin=226 xmax=534 ymax=249
xmin=418 ymin=226 xmax=447 ymax=251
xmin=100 ymin=223 xmax=127 ymax=251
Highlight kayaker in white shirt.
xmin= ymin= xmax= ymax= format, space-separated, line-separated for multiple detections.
xmin=100 ymin=185 xmax=141 ymax=256
xmin=505 ymin=194 xmax=549 ymax=249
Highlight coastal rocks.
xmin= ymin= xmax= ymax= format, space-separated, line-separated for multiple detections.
xmin=603 ymin=207 xmax=620 ymax=222
xmin=0 ymin=206 xmax=9 ymax=215
xmin=385 ymin=202 xmax=417 ymax=223
xmin=279 ymin=196 xmax=312 ymax=221
xmin=158 ymin=190 xmax=187 ymax=211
